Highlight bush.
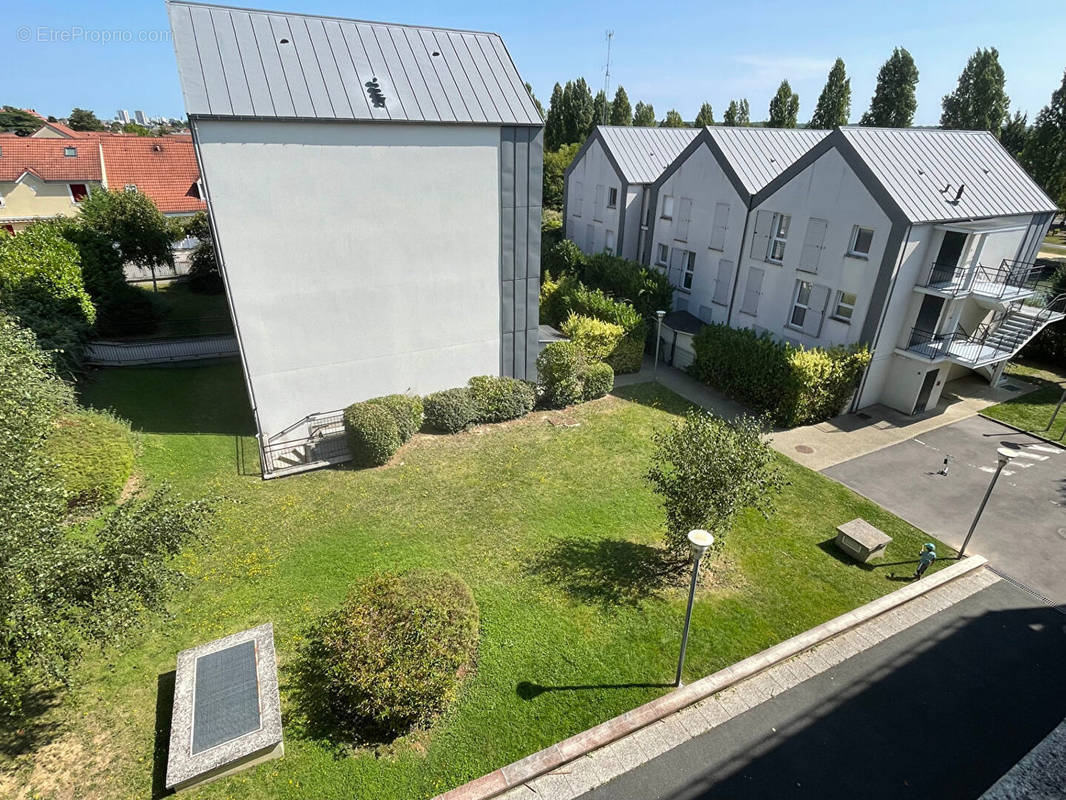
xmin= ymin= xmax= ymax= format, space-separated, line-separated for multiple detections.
xmin=566 ymin=284 xmax=645 ymax=334
xmin=580 ymin=361 xmax=614 ymax=400
xmin=183 ymin=212 xmax=225 ymax=294
xmin=365 ymin=394 xmax=423 ymax=443
xmin=468 ymin=375 xmax=535 ymax=423
xmin=536 ymin=341 xmax=586 ymax=408
xmin=690 ymin=323 xmax=871 ymax=426
xmin=539 ymin=271 xmax=580 ymax=328
xmin=343 ymin=402 xmax=402 ymax=467
xmin=542 ymin=238 xmax=586 ymax=278
xmin=576 ymin=252 xmax=674 ymax=325
xmin=560 ymin=312 xmax=643 ymax=374
xmin=42 ymin=410 xmax=135 ymax=507
xmin=297 ymin=570 xmax=479 ymax=740
xmin=423 ymin=388 xmax=478 ymax=433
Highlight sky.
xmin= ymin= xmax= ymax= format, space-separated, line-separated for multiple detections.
xmin=6 ymin=0 xmax=1066 ymax=128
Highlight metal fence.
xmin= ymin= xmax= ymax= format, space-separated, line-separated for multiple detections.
xmin=260 ymin=410 xmax=352 ymax=478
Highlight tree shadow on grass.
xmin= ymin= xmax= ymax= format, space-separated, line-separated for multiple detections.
xmin=0 ymin=687 xmax=65 ymax=760
xmin=151 ymin=671 xmax=175 ymax=799
xmin=525 ymin=536 xmax=685 ymax=608
xmin=610 ymin=383 xmax=695 ymax=416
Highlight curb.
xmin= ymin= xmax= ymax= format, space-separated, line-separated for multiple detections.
xmin=434 ymin=556 xmax=989 ymax=800
xmin=976 ymin=413 xmax=1065 ymax=450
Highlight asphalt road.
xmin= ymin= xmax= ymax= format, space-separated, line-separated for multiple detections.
xmin=579 ymin=580 xmax=1066 ymax=800
xmin=823 ymin=415 xmax=1066 ymax=608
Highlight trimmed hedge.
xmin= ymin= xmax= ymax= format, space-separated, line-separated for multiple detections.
xmin=468 ymin=375 xmax=535 ymax=423
xmin=423 ymin=388 xmax=478 ymax=433
xmin=581 ymin=361 xmax=614 ymax=401
xmin=343 ymin=402 xmax=402 ymax=467
xmin=42 ymin=410 xmax=135 ymax=508
xmin=365 ymin=394 xmax=423 ymax=443
xmin=560 ymin=312 xmax=643 ymax=374
xmin=298 ymin=570 xmax=479 ymax=740
xmin=690 ymin=323 xmax=871 ymax=426
xmin=536 ymin=341 xmax=586 ymax=408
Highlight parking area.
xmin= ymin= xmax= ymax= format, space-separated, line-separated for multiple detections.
xmin=824 ymin=415 xmax=1066 ymax=608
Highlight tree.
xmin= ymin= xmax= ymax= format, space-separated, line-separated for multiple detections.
xmin=182 ymin=212 xmax=226 ymax=293
xmin=694 ymin=102 xmax=715 ymax=127
xmin=999 ymin=111 xmax=1029 ymax=160
xmin=859 ymin=47 xmax=919 ymax=127
xmin=1022 ymin=70 xmax=1066 ymax=208
xmin=0 ymin=106 xmax=43 ymax=135
xmin=609 ymin=86 xmax=631 ymax=126
xmin=661 ymin=109 xmax=686 ymax=128
xmin=542 ymin=143 xmax=580 ymax=212
xmin=633 ymin=101 xmax=656 ymax=127
xmin=67 ymin=107 xmax=106 ymax=131
xmin=940 ymin=47 xmax=1009 ymax=133
xmin=524 ymin=82 xmax=544 ymax=118
xmin=645 ymin=411 xmax=785 ymax=558
xmin=545 ymin=83 xmax=565 ymax=149
xmin=122 ymin=122 xmax=152 ymax=136
xmin=590 ymin=90 xmax=609 ymax=134
xmin=77 ymin=189 xmax=175 ymax=277
xmin=723 ymin=99 xmax=752 ymax=127
xmin=810 ymin=58 xmax=851 ymax=128
xmin=559 ymin=78 xmax=594 ymax=145
xmin=768 ymin=81 xmax=799 ymax=128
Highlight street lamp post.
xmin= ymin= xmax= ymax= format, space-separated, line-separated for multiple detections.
xmin=675 ymin=529 xmax=714 ymax=687
xmin=958 ymin=447 xmax=1016 ymax=558
xmin=653 ymin=310 xmax=666 ymax=379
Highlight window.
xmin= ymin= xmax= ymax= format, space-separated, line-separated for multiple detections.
xmin=607 ymin=187 xmax=618 ymax=209
xmin=789 ymin=280 xmax=813 ymax=328
xmin=848 ymin=226 xmax=874 ymax=258
xmin=1 ymin=224 xmax=13 ymax=235
xmin=63 ymin=146 xmax=77 ymax=157
xmin=680 ymin=250 xmax=696 ymax=292
xmin=605 ymin=229 xmax=616 ymax=255
xmin=69 ymin=183 xmax=89 ymax=202
xmin=656 ymin=243 xmax=669 ymax=266
xmin=124 ymin=184 xmax=138 ymax=193
xmin=661 ymin=194 xmax=674 ymax=220
xmin=832 ymin=291 xmax=857 ymax=322
xmin=768 ymin=213 xmax=791 ymax=263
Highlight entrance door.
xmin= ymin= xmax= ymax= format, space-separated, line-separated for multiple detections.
xmin=933 ymin=231 xmax=968 ymax=284
xmin=914 ymin=368 xmax=940 ymax=414
xmin=909 ymin=294 xmax=945 ymax=348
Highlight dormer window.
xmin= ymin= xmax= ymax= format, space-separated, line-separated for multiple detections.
xmin=64 ymin=146 xmax=77 ymax=157
xmin=70 ymin=183 xmax=89 ymax=202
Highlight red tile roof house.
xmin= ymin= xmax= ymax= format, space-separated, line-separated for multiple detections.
xmin=100 ymin=134 xmax=206 ymax=219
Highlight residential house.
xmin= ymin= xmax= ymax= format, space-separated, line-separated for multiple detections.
xmin=167 ymin=1 xmax=543 ymax=476
xmin=564 ymin=126 xmax=698 ymax=260
xmin=99 ymin=134 xmax=205 ymax=219
xmin=0 ymin=138 xmax=102 ymax=232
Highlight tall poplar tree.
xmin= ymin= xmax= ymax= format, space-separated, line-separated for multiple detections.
xmin=633 ymin=101 xmax=656 ymax=126
xmin=694 ymin=102 xmax=715 ymax=127
xmin=940 ymin=47 xmax=1010 ymax=133
xmin=544 ymin=83 xmax=564 ymax=149
xmin=768 ymin=81 xmax=799 ymax=128
xmin=590 ymin=90 xmax=608 ymax=135
xmin=609 ymin=86 xmax=632 ymax=126
xmin=859 ymin=47 xmax=919 ymax=127
xmin=1022 ymin=70 xmax=1066 ymax=207
xmin=661 ymin=109 xmax=686 ymax=128
xmin=809 ymin=58 xmax=851 ymax=128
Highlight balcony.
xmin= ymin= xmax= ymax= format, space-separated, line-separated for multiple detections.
xmin=916 ymin=259 xmax=1042 ymax=303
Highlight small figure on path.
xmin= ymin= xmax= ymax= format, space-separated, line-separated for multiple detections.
xmin=938 ymin=456 xmax=951 ymax=476
xmin=913 ymin=543 xmax=936 ymax=580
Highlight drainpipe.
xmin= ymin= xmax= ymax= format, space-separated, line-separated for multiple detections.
xmin=636 ymin=186 xmax=650 ymax=264
xmin=725 ymin=198 xmax=755 ymax=327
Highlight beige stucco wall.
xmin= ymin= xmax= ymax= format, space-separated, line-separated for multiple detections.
xmin=0 ymin=175 xmax=98 ymax=225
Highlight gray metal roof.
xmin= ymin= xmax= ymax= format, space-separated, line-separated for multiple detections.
xmin=839 ymin=127 xmax=1058 ymax=223
xmin=706 ymin=127 xmax=830 ymax=195
xmin=597 ymin=126 xmax=699 ymax=184
xmin=166 ymin=1 xmax=542 ymax=126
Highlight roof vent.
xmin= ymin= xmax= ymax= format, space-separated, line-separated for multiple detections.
xmin=152 ymin=144 xmax=163 ymax=152
xmin=365 ymin=78 xmax=386 ymax=108
xmin=952 ymin=184 xmax=966 ymax=204
xmin=279 ymin=38 xmax=290 ymax=44
xmin=431 ymin=51 xmax=441 ymax=57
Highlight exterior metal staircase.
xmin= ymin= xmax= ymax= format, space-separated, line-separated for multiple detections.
xmin=260 ymin=409 xmax=350 ymax=478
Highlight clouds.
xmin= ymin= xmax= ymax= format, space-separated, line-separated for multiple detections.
xmin=732 ymin=55 xmax=836 ymax=90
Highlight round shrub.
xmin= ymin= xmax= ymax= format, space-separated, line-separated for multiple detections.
xmin=581 ymin=361 xmax=615 ymax=401
xmin=299 ymin=570 xmax=479 ymax=740
xmin=424 ymin=388 xmax=478 ymax=433
xmin=536 ymin=341 xmax=585 ymax=408
xmin=365 ymin=394 xmax=423 ymax=443
xmin=42 ymin=410 xmax=135 ymax=507
xmin=467 ymin=375 xmax=535 ymax=423
xmin=343 ymin=402 xmax=401 ymax=467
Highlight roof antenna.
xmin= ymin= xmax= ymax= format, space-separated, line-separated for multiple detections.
xmin=601 ymin=30 xmax=614 ymax=126
xmin=952 ymin=184 xmax=966 ymax=204
xmin=941 ymin=183 xmax=951 ymax=194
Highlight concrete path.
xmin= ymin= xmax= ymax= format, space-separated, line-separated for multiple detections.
xmin=86 ymin=335 xmax=239 ymax=365
xmin=577 ymin=576 xmax=1066 ymax=800
xmin=824 ymin=415 xmax=1066 ymax=608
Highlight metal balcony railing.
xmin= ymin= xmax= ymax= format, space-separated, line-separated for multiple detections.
xmin=917 ymin=258 xmax=1043 ymax=300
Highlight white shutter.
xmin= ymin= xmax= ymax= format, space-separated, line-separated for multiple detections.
xmin=668 ymin=247 xmax=684 ymax=288
xmin=798 ymin=218 xmax=828 ymax=274
xmin=594 ymin=184 xmax=605 ymax=222
xmin=709 ymin=202 xmax=730 ymax=251
xmin=740 ymin=267 xmax=764 ymax=316
xmin=713 ymin=258 xmax=733 ymax=306
xmin=574 ymin=181 xmax=583 ymax=216
xmin=585 ymin=224 xmax=595 ymax=253
xmin=803 ymin=284 xmax=831 ymax=337
xmin=675 ymin=197 xmax=693 ymax=241
xmin=750 ymin=210 xmax=772 ymax=260
xmin=605 ymin=229 xmax=616 ymax=254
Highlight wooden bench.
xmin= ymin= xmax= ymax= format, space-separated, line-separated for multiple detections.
xmin=835 ymin=518 xmax=892 ymax=563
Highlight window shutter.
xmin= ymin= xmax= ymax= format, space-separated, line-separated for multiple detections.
xmin=798 ymin=218 xmax=828 ymax=274
xmin=709 ymin=202 xmax=730 ymax=250
xmin=740 ymin=267 xmax=764 ymax=316
xmin=675 ymin=197 xmax=693 ymax=242
xmin=750 ymin=210 xmax=772 ymax=261
xmin=713 ymin=258 xmax=733 ymax=305
xmin=594 ymin=184 xmax=605 ymax=221
xmin=574 ymin=181 xmax=583 ymax=216
xmin=585 ymin=224 xmax=595 ymax=253
xmin=668 ymin=247 xmax=684 ymax=287
xmin=803 ymin=284 xmax=831 ymax=337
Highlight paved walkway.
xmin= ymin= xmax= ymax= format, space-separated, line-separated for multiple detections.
xmin=492 ymin=568 xmax=1001 ymax=800
xmin=85 ymin=335 xmax=239 ymax=365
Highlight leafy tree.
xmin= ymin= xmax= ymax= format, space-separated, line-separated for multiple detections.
xmin=633 ymin=101 xmax=656 ymax=127
xmin=545 ymin=83 xmax=565 ymax=149
xmin=543 ymin=143 xmax=581 ymax=212
xmin=645 ymin=411 xmax=785 ymax=559
xmin=768 ymin=80 xmax=800 ymax=128
xmin=723 ymin=99 xmax=752 ymax=127
xmin=694 ymin=102 xmax=715 ymax=127
xmin=609 ymin=86 xmax=632 ymax=126
xmin=940 ymin=47 xmax=1009 ymax=133
xmin=77 ymin=188 xmax=175 ymax=274
xmin=0 ymin=106 xmax=42 ymax=135
xmin=1022 ymin=70 xmax=1066 ymax=207
xmin=810 ymin=58 xmax=851 ymax=128
xmin=661 ymin=109 xmax=686 ymax=128
xmin=590 ymin=90 xmax=609 ymax=134
xmin=999 ymin=111 xmax=1029 ymax=160
xmin=559 ymin=78 xmax=594 ymax=145
xmin=524 ymin=82 xmax=544 ymax=118
xmin=121 ymin=122 xmax=152 ymax=136
xmin=67 ymin=107 xmax=106 ymax=131
xmin=860 ymin=47 xmax=919 ymax=127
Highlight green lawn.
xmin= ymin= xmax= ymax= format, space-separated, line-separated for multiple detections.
xmin=127 ymin=281 xmax=234 ymax=339
xmin=4 ymin=363 xmax=951 ymax=799
xmin=982 ymin=361 xmax=1066 ymax=442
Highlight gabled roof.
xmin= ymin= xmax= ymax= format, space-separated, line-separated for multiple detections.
xmin=99 ymin=135 xmax=205 ymax=214
xmin=704 ymin=127 xmax=830 ymax=195
xmin=595 ymin=126 xmax=700 ymax=184
xmin=837 ymin=127 xmax=1058 ymax=223
xmin=166 ymin=1 xmax=542 ymax=126
xmin=0 ymin=138 xmax=103 ymax=182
